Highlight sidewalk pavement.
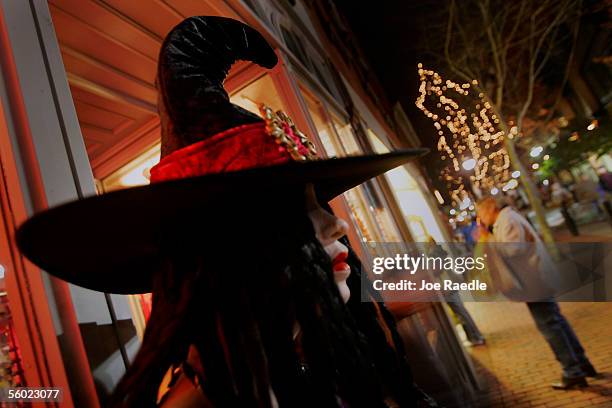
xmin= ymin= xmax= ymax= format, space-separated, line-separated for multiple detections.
xmin=553 ymin=220 xmax=612 ymax=243
xmin=466 ymin=302 xmax=612 ymax=408
xmin=463 ymin=222 xmax=612 ymax=407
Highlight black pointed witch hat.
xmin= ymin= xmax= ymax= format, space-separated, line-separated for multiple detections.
xmin=16 ymin=16 xmax=427 ymax=294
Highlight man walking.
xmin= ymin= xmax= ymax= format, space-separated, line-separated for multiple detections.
xmin=476 ymin=197 xmax=598 ymax=389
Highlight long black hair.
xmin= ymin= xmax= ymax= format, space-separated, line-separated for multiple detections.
xmin=109 ymin=194 xmax=420 ymax=407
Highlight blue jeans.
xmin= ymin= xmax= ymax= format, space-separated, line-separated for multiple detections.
xmin=527 ymin=302 xmax=591 ymax=378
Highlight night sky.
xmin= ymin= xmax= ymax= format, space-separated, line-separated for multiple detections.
xmin=336 ymin=1 xmax=441 ymax=151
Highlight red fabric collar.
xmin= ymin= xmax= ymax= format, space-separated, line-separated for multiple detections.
xmin=150 ymin=122 xmax=312 ymax=183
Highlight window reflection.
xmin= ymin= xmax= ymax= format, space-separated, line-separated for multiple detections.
xmin=367 ymin=129 xmax=446 ymax=243
xmin=299 ymin=86 xmax=401 ymax=246
xmin=300 ymin=90 xmax=343 ymax=157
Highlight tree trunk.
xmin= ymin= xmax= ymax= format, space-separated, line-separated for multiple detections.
xmin=499 ymin=122 xmax=556 ymax=245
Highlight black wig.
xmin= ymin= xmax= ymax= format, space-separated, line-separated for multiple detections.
xmin=109 ymin=196 xmax=421 ymax=407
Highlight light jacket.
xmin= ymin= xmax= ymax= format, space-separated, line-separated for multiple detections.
xmin=486 ymin=207 xmax=559 ymax=300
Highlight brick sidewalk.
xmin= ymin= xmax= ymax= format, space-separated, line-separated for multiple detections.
xmin=553 ymin=220 xmax=612 ymax=243
xmin=464 ymin=302 xmax=612 ymax=407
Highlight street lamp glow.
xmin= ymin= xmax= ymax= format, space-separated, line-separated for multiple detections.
xmin=529 ymin=146 xmax=543 ymax=157
xmin=587 ymin=119 xmax=598 ymax=131
xmin=459 ymin=197 xmax=471 ymax=210
xmin=434 ymin=189 xmax=444 ymax=205
xmin=491 ymin=187 xmax=499 ymax=195
xmin=532 ymin=163 xmax=539 ymax=170
xmin=543 ymin=179 xmax=549 ymax=186
xmin=462 ymin=158 xmax=476 ymax=171
xmin=511 ymin=170 xmax=521 ymax=178
xmin=503 ymin=179 xmax=518 ymax=191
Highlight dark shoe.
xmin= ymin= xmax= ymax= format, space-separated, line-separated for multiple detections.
xmin=552 ymin=376 xmax=588 ymax=390
xmin=582 ymin=364 xmax=601 ymax=378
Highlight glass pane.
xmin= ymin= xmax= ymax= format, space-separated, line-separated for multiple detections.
xmin=230 ymin=74 xmax=288 ymax=115
xmin=65 ymin=286 xmax=136 ymax=402
xmin=300 ymin=88 xmax=403 ymax=246
xmin=368 ymin=130 xmax=446 ymax=243
xmin=343 ymin=188 xmax=380 ymax=242
xmin=367 ymin=129 xmax=391 ymax=154
xmin=361 ymin=181 xmax=402 ymax=242
xmin=330 ymin=113 xmax=361 ymax=155
xmin=300 ymin=89 xmax=345 ymax=157
xmin=102 ymin=144 xmax=161 ymax=191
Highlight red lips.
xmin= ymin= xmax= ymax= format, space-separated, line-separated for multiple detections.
xmin=332 ymin=251 xmax=350 ymax=273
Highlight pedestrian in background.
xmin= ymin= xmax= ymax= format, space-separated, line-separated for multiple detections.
xmin=551 ymin=180 xmax=580 ymax=236
xmin=425 ymin=237 xmax=485 ymax=347
xmin=476 ymin=197 xmax=598 ymax=390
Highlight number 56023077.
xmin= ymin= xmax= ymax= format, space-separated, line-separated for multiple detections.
xmin=1 ymin=387 xmax=63 ymax=402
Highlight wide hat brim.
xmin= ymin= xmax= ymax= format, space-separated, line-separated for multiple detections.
xmin=16 ymin=149 xmax=426 ymax=294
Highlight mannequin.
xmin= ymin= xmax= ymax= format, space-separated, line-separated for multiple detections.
xmin=110 ymin=183 xmax=420 ymax=407
xmin=16 ymin=16 xmax=435 ymax=408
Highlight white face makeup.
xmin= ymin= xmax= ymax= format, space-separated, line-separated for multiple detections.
xmin=305 ymin=184 xmax=351 ymax=303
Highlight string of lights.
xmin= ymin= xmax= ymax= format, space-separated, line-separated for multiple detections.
xmin=415 ymin=64 xmax=517 ymax=208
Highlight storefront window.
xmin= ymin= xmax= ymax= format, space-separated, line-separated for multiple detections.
xmin=368 ymin=130 xmax=446 ymax=243
xmin=301 ymin=90 xmax=344 ymax=157
xmin=230 ymin=74 xmax=288 ymax=114
xmin=329 ymin=112 xmax=360 ymax=155
xmin=299 ymin=86 xmax=401 ymax=245
xmin=102 ymin=144 xmax=160 ymax=192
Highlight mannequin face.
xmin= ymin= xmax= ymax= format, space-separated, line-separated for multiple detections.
xmin=305 ymin=184 xmax=351 ymax=303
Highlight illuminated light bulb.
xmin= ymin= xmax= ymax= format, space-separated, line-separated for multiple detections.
xmin=462 ymin=158 xmax=476 ymax=171
xmin=450 ymin=209 xmax=456 ymax=215
xmin=587 ymin=119 xmax=598 ymax=131
xmin=434 ymin=190 xmax=445 ymax=205
xmin=543 ymin=179 xmax=549 ymax=186
xmin=529 ymin=146 xmax=543 ymax=157
xmin=490 ymin=187 xmax=499 ymax=195
xmin=503 ymin=179 xmax=518 ymax=191
xmin=543 ymin=154 xmax=550 ymax=161
xmin=532 ymin=163 xmax=539 ymax=170
xmin=512 ymin=170 xmax=521 ymax=178
xmin=568 ymin=132 xmax=579 ymax=142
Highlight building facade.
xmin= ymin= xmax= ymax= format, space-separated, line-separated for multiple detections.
xmin=0 ymin=1 xmax=477 ymax=406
